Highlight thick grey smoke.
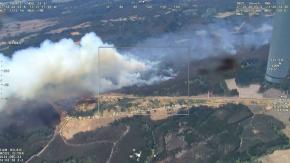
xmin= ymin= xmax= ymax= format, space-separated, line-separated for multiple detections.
xmin=0 ymin=33 xmax=157 ymax=109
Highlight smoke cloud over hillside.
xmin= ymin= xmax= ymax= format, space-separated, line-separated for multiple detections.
xmin=129 ymin=20 xmax=272 ymax=63
xmin=0 ymin=33 xmax=155 ymax=109
xmin=0 ymin=19 xmax=273 ymax=110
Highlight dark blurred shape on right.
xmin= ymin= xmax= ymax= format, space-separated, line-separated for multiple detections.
xmin=265 ymin=0 xmax=290 ymax=83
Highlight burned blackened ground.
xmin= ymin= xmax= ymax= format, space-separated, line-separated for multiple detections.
xmin=118 ymin=45 xmax=290 ymax=96
xmin=0 ymin=101 xmax=60 ymax=161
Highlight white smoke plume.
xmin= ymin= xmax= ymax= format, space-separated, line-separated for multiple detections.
xmin=129 ymin=19 xmax=273 ymax=62
xmin=0 ymin=19 xmax=274 ymax=110
xmin=0 ymin=32 xmax=153 ymax=109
